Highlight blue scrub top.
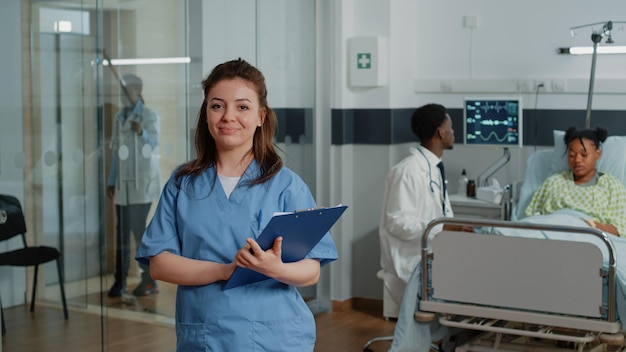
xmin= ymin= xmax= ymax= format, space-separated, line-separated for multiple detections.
xmin=136 ymin=160 xmax=338 ymax=351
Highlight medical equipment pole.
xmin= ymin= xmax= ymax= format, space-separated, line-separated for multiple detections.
xmin=585 ymin=32 xmax=603 ymax=129
xmin=501 ymin=184 xmax=513 ymax=220
xmin=476 ymin=147 xmax=510 ymax=188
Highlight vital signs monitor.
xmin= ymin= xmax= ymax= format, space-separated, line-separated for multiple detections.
xmin=463 ymin=98 xmax=522 ymax=147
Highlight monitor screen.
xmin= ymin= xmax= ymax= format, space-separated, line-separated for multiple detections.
xmin=463 ymin=98 xmax=522 ymax=147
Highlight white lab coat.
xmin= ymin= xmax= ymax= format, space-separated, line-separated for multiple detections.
xmin=379 ymin=145 xmax=453 ymax=306
xmin=108 ymin=103 xmax=161 ymax=206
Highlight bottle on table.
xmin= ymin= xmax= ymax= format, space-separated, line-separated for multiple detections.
xmin=457 ymin=169 xmax=468 ymax=196
xmin=466 ymin=179 xmax=476 ymax=198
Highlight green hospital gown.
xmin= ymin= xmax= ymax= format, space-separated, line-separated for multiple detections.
xmin=525 ymin=171 xmax=626 ymax=236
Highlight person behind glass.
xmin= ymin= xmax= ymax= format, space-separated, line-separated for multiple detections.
xmin=379 ymin=103 xmax=472 ymax=308
xmin=135 ymin=58 xmax=338 ymax=351
xmin=107 ymin=73 xmax=161 ymax=297
xmin=526 ymin=126 xmax=626 ymax=236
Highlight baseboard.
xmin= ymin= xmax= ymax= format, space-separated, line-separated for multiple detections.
xmin=331 ymin=298 xmax=353 ymax=312
xmin=331 ymin=297 xmax=383 ymax=314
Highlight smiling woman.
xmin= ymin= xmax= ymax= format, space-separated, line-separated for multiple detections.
xmin=207 ymin=77 xmax=264 ymax=163
xmin=3 ymin=0 xmax=321 ymax=349
xmin=182 ymin=59 xmax=282 ymax=185
xmin=136 ymin=58 xmax=338 ymax=351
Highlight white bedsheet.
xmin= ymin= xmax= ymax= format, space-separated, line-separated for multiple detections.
xmin=389 ymin=210 xmax=626 ymax=352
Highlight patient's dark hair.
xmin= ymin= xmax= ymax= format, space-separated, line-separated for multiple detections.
xmin=411 ymin=103 xmax=448 ymax=143
xmin=563 ymin=126 xmax=608 ymax=152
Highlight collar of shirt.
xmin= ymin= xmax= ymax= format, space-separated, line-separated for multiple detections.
xmin=415 ymin=145 xmax=442 ymax=169
xmin=414 ymin=144 xmax=449 ymax=215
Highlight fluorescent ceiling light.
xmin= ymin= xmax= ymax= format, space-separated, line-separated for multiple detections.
xmin=54 ymin=20 xmax=72 ymax=33
xmin=41 ymin=8 xmax=89 ymax=35
xmin=101 ymin=57 xmax=191 ymax=66
xmin=558 ymin=46 xmax=626 ymax=55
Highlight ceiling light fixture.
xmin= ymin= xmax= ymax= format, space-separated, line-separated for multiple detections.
xmin=101 ymin=57 xmax=192 ymax=66
xmin=53 ymin=20 xmax=72 ymax=33
xmin=558 ymin=45 xmax=626 ymax=55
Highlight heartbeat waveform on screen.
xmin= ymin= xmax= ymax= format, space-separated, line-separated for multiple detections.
xmin=469 ymin=102 xmax=518 ymax=115
xmin=466 ymin=117 xmax=515 ymax=126
xmin=479 ymin=105 xmax=506 ymax=114
xmin=467 ymin=115 xmax=517 ymax=126
xmin=467 ymin=130 xmax=517 ymax=143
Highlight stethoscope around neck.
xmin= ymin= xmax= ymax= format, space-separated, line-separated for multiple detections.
xmin=416 ymin=147 xmax=447 ymax=214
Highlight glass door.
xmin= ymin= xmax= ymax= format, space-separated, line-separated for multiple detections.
xmin=97 ymin=1 xmax=190 ymax=322
xmin=2 ymin=0 xmax=191 ymax=345
xmin=1 ymin=0 xmax=323 ymax=349
xmin=36 ymin=4 xmax=101 ymax=313
xmin=255 ymin=0 xmax=321 ymax=311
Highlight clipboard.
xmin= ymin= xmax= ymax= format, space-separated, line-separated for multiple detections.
xmin=224 ymin=204 xmax=347 ymax=290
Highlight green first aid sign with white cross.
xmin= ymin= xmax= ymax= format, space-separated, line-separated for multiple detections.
xmin=348 ymin=37 xmax=387 ymax=87
xmin=357 ymin=53 xmax=371 ymax=69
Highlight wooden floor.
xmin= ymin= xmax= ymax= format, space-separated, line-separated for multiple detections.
xmin=1 ymin=302 xmax=397 ymax=352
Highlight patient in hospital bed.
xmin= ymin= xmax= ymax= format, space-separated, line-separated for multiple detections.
xmin=525 ymin=126 xmax=626 ymax=237
xmin=388 ymin=127 xmax=626 ymax=352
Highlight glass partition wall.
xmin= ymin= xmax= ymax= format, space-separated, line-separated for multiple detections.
xmin=0 ymin=0 xmax=320 ymax=349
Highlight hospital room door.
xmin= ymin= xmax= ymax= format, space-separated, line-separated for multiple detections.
xmin=0 ymin=0 xmax=327 ymax=349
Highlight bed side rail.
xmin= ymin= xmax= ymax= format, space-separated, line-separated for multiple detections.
xmin=419 ymin=217 xmax=618 ymax=323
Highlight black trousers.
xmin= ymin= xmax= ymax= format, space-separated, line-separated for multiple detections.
xmin=114 ymin=203 xmax=152 ymax=284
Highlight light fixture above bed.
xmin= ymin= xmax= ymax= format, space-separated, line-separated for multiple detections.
xmin=557 ymin=46 xmax=626 ymax=55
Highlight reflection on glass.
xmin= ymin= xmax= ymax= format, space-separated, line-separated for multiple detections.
xmin=4 ymin=1 xmax=319 ymax=346
xmin=106 ymin=74 xmax=161 ymax=299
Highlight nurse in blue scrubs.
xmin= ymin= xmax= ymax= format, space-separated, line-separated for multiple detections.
xmin=136 ymin=58 xmax=338 ymax=351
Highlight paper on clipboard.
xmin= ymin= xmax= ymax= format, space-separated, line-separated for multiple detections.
xmin=224 ymin=204 xmax=347 ymax=290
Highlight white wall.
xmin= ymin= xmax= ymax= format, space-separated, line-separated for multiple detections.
xmin=201 ymin=0 xmax=315 ymax=108
xmin=202 ymin=0 xmax=256 ymax=76
xmin=328 ymin=0 xmax=626 ymax=302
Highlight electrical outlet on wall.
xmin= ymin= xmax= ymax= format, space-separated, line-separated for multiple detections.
xmin=517 ymin=80 xmax=532 ymax=93
xmin=463 ymin=15 xmax=478 ymax=28
xmin=552 ymin=79 xmax=566 ymax=93
xmin=440 ymin=80 xmax=453 ymax=92
xmin=534 ymin=80 xmax=549 ymax=92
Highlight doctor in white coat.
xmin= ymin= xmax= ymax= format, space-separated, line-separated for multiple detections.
xmin=107 ymin=74 xmax=161 ymax=297
xmin=379 ymin=103 xmax=472 ymax=309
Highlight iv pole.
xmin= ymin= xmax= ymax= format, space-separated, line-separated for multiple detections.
xmin=569 ymin=21 xmax=625 ymax=128
xmin=585 ymin=29 xmax=604 ymax=129
xmin=585 ymin=21 xmax=611 ymax=129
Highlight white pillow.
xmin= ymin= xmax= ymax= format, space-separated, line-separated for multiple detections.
xmin=599 ymin=136 xmax=626 ymax=183
xmin=550 ymin=130 xmax=568 ymax=174
xmin=514 ymin=149 xmax=554 ymax=220
xmin=550 ymin=129 xmax=626 ymax=185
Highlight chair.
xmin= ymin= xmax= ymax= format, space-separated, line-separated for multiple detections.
xmin=0 ymin=194 xmax=68 ymax=335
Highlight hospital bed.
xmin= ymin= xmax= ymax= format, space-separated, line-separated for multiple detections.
xmin=415 ymin=216 xmax=624 ymax=351
xmin=366 ymin=131 xmax=626 ymax=351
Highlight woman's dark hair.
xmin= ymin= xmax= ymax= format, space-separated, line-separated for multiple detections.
xmin=411 ymin=103 xmax=448 ymax=143
xmin=563 ymin=126 xmax=608 ymax=152
xmin=175 ymin=58 xmax=282 ymax=185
